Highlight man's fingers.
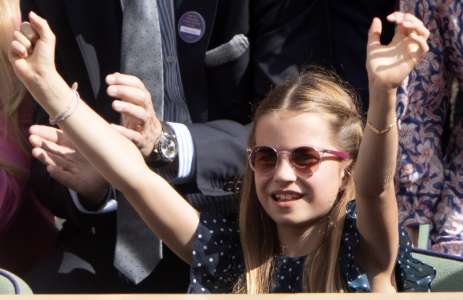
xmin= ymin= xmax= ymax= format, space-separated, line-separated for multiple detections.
xmin=29 ymin=125 xmax=70 ymax=145
xmin=107 ymin=84 xmax=149 ymax=107
xmin=106 ymin=72 xmax=146 ymax=89
xmin=110 ymin=124 xmax=144 ymax=148
xmin=32 ymin=147 xmax=56 ymax=167
xmin=46 ymin=164 xmax=75 ymax=187
xmin=112 ymin=100 xmax=149 ymax=122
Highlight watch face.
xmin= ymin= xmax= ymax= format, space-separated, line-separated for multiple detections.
xmin=159 ymin=133 xmax=177 ymax=162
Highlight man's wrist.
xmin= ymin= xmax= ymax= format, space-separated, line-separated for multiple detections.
xmin=147 ymin=122 xmax=178 ymax=167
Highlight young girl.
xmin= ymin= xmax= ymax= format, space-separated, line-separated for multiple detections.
xmin=11 ymin=11 xmax=434 ymax=292
xmin=0 ymin=0 xmax=55 ymax=274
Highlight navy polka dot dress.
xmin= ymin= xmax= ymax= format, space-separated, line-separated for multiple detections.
xmin=188 ymin=201 xmax=435 ymax=293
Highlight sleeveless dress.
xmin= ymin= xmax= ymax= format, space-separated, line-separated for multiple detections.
xmin=188 ymin=202 xmax=435 ymax=293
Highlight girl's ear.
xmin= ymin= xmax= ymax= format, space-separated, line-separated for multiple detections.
xmin=339 ymin=164 xmax=353 ymax=192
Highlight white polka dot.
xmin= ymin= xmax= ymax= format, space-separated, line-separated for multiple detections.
xmin=198 ymin=234 xmax=202 ymax=239
xmin=209 ymin=257 xmax=214 ymax=262
xmin=192 ymin=250 xmax=196 ymax=255
xmin=197 ymin=263 xmax=202 ymax=267
xmin=280 ymin=275 xmax=285 ymax=280
xmin=193 ymin=278 xmax=197 ymax=283
xmin=203 ymin=245 xmax=208 ymax=250
xmin=201 ymin=288 xmax=206 ymax=292
xmin=213 ymin=219 xmax=217 ymax=223
xmin=210 ymin=230 xmax=214 ymax=234
xmin=220 ymin=228 xmax=224 ymax=231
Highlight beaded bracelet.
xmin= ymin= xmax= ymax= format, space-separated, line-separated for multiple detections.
xmin=49 ymin=82 xmax=80 ymax=125
xmin=366 ymin=118 xmax=397 ymax=135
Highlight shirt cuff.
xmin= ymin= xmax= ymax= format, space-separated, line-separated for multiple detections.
xmin=167 ymin=122 xmax=195 ymax=182
xmin=69 ymin=187 xmax=118 ymax=214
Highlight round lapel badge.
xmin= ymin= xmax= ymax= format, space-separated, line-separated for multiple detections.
xmin=178 ymin=11 xmax=206 ymax=44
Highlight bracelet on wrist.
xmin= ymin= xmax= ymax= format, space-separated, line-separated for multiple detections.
xmin=49 ymin=82 xmax=80 ymax=125
xmin=366 ymin=118 xmax=397 ymax=135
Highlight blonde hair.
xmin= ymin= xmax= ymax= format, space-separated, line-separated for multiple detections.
xmin=237 ymin=67 xmax=363 ymax=293
xmin=0 ymin=0 xmax=27 ymax=178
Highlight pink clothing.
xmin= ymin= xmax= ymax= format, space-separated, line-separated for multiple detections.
xmin=0 ymin=99 xmax=56 ymax=274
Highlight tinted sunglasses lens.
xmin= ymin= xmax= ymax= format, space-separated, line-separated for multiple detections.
xmin=251 ymin=147 xmax=277 ymax=173
xmin=291 ymin=147 xmax=321 ymax=174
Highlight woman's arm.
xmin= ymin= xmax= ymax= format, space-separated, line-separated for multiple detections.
xmin=354 ymin=12 xmax=429 ymax=287
xmin=10 ymin=12 xmax=199 ymax=263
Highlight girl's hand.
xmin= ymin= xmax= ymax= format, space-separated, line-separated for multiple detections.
xmin=366 ymin=12 xmax=430 ymax=91
xmin=9 ymin=11 xmax=57 ymax=87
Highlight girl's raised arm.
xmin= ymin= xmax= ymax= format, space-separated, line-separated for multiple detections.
xmin=354 ymin=12 xmax=429 ymax=286
xmin=9 ymin=12 xmax=199 ymax=263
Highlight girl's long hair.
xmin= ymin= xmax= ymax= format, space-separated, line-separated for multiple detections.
xmin=0 ymin=0 xmax=27 ymax=178
xmin=236 ymin=67 xmax=363 ymax=293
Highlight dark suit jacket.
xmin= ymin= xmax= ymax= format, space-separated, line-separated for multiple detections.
xmin=20 ymin=0 xmax=252 ymax=292
xmin=22 ymin=0 xmax=252 ymax=222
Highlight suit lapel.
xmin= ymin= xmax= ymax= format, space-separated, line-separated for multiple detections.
xmin=64 ymin=0 xmax=122 ymax=99
xmin=64 ymin=0 xmax=122 ymax=121
xmin=176 ymin=0 xmax=219 ymax=122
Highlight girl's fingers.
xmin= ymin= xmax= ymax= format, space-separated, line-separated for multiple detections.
xmin=409 ymin=32 xmax=429 ymax=56
xmin=10 ymin=40 xmax=28 ymax=58
xmin=112 ymin=100 xmax=148 ymax=122
xmin=399 ymin=18 xmax=430 ymax=38
xmin=367 ymin=17 xmax=382 ymax=50
xmin=105 ymin=72 xmax=146 ymax=89
xmin=28 ymin=11 xmax=55 ymax=44
xmin=13 ymin=30 xmax=33 ymax=53
xmin=387 ymin=12 xmax=404 ymax=23
xmin=19 ymin=22 xmax=39 ymax=45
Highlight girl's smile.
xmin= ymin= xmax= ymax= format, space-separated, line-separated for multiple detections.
xmin=254 ymin=111 xmax=348 ymax=228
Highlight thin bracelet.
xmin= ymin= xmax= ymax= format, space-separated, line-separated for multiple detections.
xmin=366 ymin=118 xmax=397 ymax=135
xmin=49 ymin=82 xmax=80 ymax=125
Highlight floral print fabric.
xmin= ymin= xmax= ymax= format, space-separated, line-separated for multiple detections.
xmin=396 ymin=0 xmax=463 ymax=255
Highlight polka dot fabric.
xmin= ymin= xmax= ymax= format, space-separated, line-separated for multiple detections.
xmin=189 ymin=202 xmax=435 ymax=293
xmin=340 ymin=202 xmax=435 ymax=292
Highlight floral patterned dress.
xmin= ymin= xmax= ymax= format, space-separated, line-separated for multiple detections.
xmin=396 ymin=0 xmax=463 ymax=255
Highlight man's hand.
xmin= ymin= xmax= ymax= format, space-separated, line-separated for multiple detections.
xmin=29 ymin=125 xmax=109 ymax=209
xmin=106 ymin=72 xmax=162 ymax=158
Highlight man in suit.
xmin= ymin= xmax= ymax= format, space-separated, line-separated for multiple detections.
xmin=21 ymin=0 xmax=252 ymax=292
xmin=21 ymin=0 xmax=395 ymax=293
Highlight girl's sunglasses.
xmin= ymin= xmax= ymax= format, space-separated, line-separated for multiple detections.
xmin=247 ymin=146 xmax=350 ymax=176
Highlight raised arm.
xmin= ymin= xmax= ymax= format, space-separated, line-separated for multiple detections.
xmin=9 ymin=12 xmax=199 ymax=263
xmin=354 ymin=12 xmax=429 ymax=284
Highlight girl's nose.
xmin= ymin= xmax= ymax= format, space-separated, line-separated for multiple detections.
xmin=272 ymin=157 xmax=298 ymax=183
